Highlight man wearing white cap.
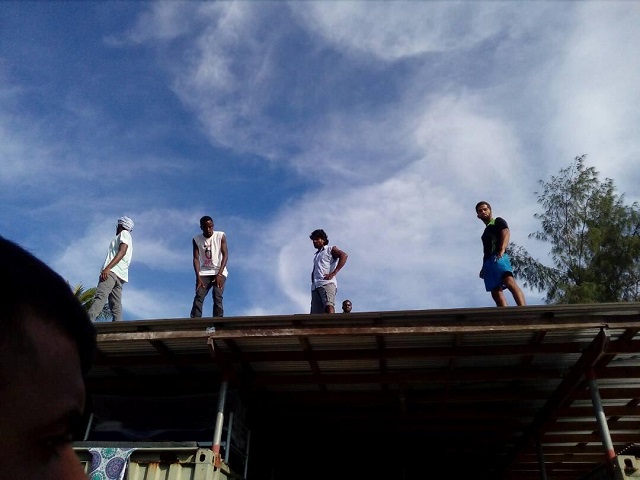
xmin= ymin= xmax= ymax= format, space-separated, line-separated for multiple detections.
xmin=87 ymin=216 xmax=134 ymax=322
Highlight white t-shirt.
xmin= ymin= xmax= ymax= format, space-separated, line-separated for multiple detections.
xmin=102 ymin=229 xmax=133 ymax=282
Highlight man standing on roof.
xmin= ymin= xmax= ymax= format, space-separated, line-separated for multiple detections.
xmin=88 ymin=216 xmax=134 ymax=322
xmin=190 ymin=215 xmax=228 ymax=318
xmin=476 ymin=201 xmax=525 ymax=307
xmin=309 ymin=229 xmax=348 ymax=314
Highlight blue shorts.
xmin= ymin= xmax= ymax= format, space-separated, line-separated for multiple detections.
xmin=482 ymin=254 xmax=514 ymax=292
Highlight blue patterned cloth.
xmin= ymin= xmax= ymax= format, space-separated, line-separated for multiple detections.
xmin=89 ymin=448 xmax=135 ymax=480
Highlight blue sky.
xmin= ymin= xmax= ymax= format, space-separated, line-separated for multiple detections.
xmin=2 ymin=1 xmax=639 ymax=320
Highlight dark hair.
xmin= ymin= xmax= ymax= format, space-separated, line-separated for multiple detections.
xmin=200 ymin=215 xmax=213 ymax=226
xmin=309 ymin=229 xmax=328 ymax=245
xmin=0 ymin=236 xmax=96 ymax=375
xmin=475 ymin=201 xmax=491 ymax=212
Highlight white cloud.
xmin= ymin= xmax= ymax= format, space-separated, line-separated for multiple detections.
xmin=3 ymin=1 xmax=639 ymax=321
xmin=290 ymin=1 xmax=527 ymax=61
xmin=548 ymin=2 xmax=640 ymax=199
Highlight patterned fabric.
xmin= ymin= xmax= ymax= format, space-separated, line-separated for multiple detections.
xmin=117 ymin=216 xmax=135 ymax=232
xmin=88 ymin=448 xmax=135 ymax=480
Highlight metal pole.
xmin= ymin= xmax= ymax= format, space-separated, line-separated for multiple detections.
xmin=83 ymin=412 xmax=94 ymax=441
xmin=225 ymin=411 xmax=234 ymax=464
xmin=535 ymin=435 xmax=548 ymax=480
xmin=244 ymin=429 xmax=252 ymax=480
xmin=212 ymin=380 xmax=228 ymax=467
xmin=587 ymin=369 xmax=616 ymax=462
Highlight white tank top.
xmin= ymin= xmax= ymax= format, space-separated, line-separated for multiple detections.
xmin=194 ymin=231 xmax=228 ymax=277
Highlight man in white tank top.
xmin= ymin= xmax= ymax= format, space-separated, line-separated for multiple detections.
xmin=190 ymin=215 xmax=229 ymax=317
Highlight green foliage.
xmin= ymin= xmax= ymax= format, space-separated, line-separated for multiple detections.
xmin=72 ymin=283 xmax=113 ymax=321
xmin=509 ymin=155 xmax=640 ymax=304
xmin=73 ymin=283 xmax=97 ymax=310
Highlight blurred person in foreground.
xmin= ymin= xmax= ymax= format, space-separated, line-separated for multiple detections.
xmin=0 ymin=235 xmax=96 ymax=480
xmin=475 ymin=201 xmax=526 ymax=307
xmin=87 ymin=216 xmax=134 ymax=322
xmin=309 ymin=229 xmax=348 ymax=314
xmin=190 ymin=215 xmax=229 ymax=318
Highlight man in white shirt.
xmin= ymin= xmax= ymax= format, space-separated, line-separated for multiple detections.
xmin=309 ymin=229 xmax=348 ymax=314
xmin=190 ymin=215 xmax=229 ymax=317
xmin=88 ymin=216 xmax=134 ymax=322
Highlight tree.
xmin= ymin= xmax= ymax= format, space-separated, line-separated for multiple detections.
xmin=509 ymin=155 xmax=640 ymax=304
xmin=72 ymin=283 xmax=113 ymax=321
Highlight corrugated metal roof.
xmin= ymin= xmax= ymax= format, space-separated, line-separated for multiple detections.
xmin=85 ymin=303 xmax=640 ymax=480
